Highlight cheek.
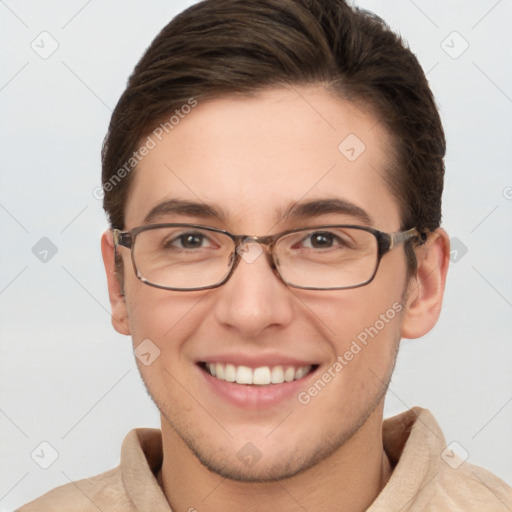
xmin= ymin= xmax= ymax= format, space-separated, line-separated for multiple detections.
xmin=295 ymin=263 xmax=406 ymax=399
xmin=126 ymin=289 xmax=207 ymax=400
xmin=298 ymin=279 xmax=405 ymax=350
xmin=301 ymin=308 xmax=403 ymax=420
xmin=124 ymin=277 xmax=207 ymax=349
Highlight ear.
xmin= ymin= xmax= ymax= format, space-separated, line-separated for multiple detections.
xmin=101 ymin=230 xmax=131 ymax=336
xmin=401 ymin=227 xmax=450 ymax=339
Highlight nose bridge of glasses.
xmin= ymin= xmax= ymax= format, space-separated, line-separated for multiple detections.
xmin=234 ymin=235 xmax=277 ymax=267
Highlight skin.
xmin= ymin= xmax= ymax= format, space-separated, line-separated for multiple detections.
xmin=102 ymin=86 xmax=450 ymax=512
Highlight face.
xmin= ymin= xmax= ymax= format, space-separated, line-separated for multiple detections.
xmin=110 ymin=86 xmax=412 ymax=481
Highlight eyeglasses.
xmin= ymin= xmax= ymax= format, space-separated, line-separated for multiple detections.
xmin=113 ymin=224 xmax=424 ymax=291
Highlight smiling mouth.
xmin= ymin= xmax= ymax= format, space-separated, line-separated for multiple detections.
xmin=200 ymin=362 xmax=318 ymax=386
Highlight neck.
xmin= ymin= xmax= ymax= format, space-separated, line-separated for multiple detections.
xmin=158 ymin=405 xmax=392 ymax=512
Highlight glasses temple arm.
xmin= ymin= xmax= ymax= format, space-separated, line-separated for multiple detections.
xmin=389 ymin=228 xmax=425 ymax=249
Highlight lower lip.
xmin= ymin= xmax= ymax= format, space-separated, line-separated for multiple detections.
xmin=198 ymin=365 xmax=318 ymax=409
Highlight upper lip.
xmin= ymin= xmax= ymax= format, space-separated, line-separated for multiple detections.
xmin=197 ymin=352 xmax=319 ymax=368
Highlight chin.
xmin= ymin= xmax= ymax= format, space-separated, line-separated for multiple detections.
xmin=180 ymin=421 xmax=361 ymax=483
xmin=192 ymin=446 xmax=320 ymax=483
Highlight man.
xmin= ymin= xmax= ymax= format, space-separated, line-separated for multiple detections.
xmin=19 ymin=0 xmax=512 ymax=510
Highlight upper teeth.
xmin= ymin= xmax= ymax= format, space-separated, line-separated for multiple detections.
xmin=206 ymin=363 xmax=312 ymax=386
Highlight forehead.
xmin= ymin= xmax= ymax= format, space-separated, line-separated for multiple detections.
xmin=125 ymin=86 xmax=401 ymax=232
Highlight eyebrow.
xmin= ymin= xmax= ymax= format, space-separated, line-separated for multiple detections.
xmin=279 ymin=198 xmax=373 ymax=225
xmin=142 ymin=197 xmax=372 ymax=226
xmin=143 ymin=199 xmax=226 ymax=224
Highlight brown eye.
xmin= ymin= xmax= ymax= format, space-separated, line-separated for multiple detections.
xmin=163 ymin=232 xmax=208 ymax=250
xmin=309 ymin=232 xmax=335 ymax=248
xmin=178 ymin=233 xmax=205 ymax=249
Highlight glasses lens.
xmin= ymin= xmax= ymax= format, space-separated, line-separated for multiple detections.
xmin=276 ymin=227 xmax=378 ymax=289
xmin=133 ymin=226 xmax=234 ymax=289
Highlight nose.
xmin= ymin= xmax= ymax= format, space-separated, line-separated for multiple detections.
xmin=212 ymin=242 xmax=294 ymax=338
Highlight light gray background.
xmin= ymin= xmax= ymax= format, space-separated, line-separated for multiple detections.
xmin=1 ymin=0 xmax=511 ymax=509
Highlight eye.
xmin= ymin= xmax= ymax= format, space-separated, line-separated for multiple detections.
xmin=180 ymin=233 xmax=205 ymax=249
xmin=302 ymin=231 xmax=340 ymax=249
xmin=166 ymin=232 xmax=210 ymax=249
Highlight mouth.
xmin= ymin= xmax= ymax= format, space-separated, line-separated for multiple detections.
xmin=199 ymin=362 xmax=318 ymax=386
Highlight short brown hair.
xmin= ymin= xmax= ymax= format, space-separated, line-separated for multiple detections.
xmin=101 ymin=0 xmax=445 ymax=275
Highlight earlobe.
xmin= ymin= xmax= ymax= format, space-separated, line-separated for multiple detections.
xmin=400 ymin=228 xmax=450 ymax=339
xmin=100 ymin=230 xmax=131 ymax=336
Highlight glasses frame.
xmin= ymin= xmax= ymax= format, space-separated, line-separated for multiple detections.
xmin=113 ymin=223 xmax=425 ymax=292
